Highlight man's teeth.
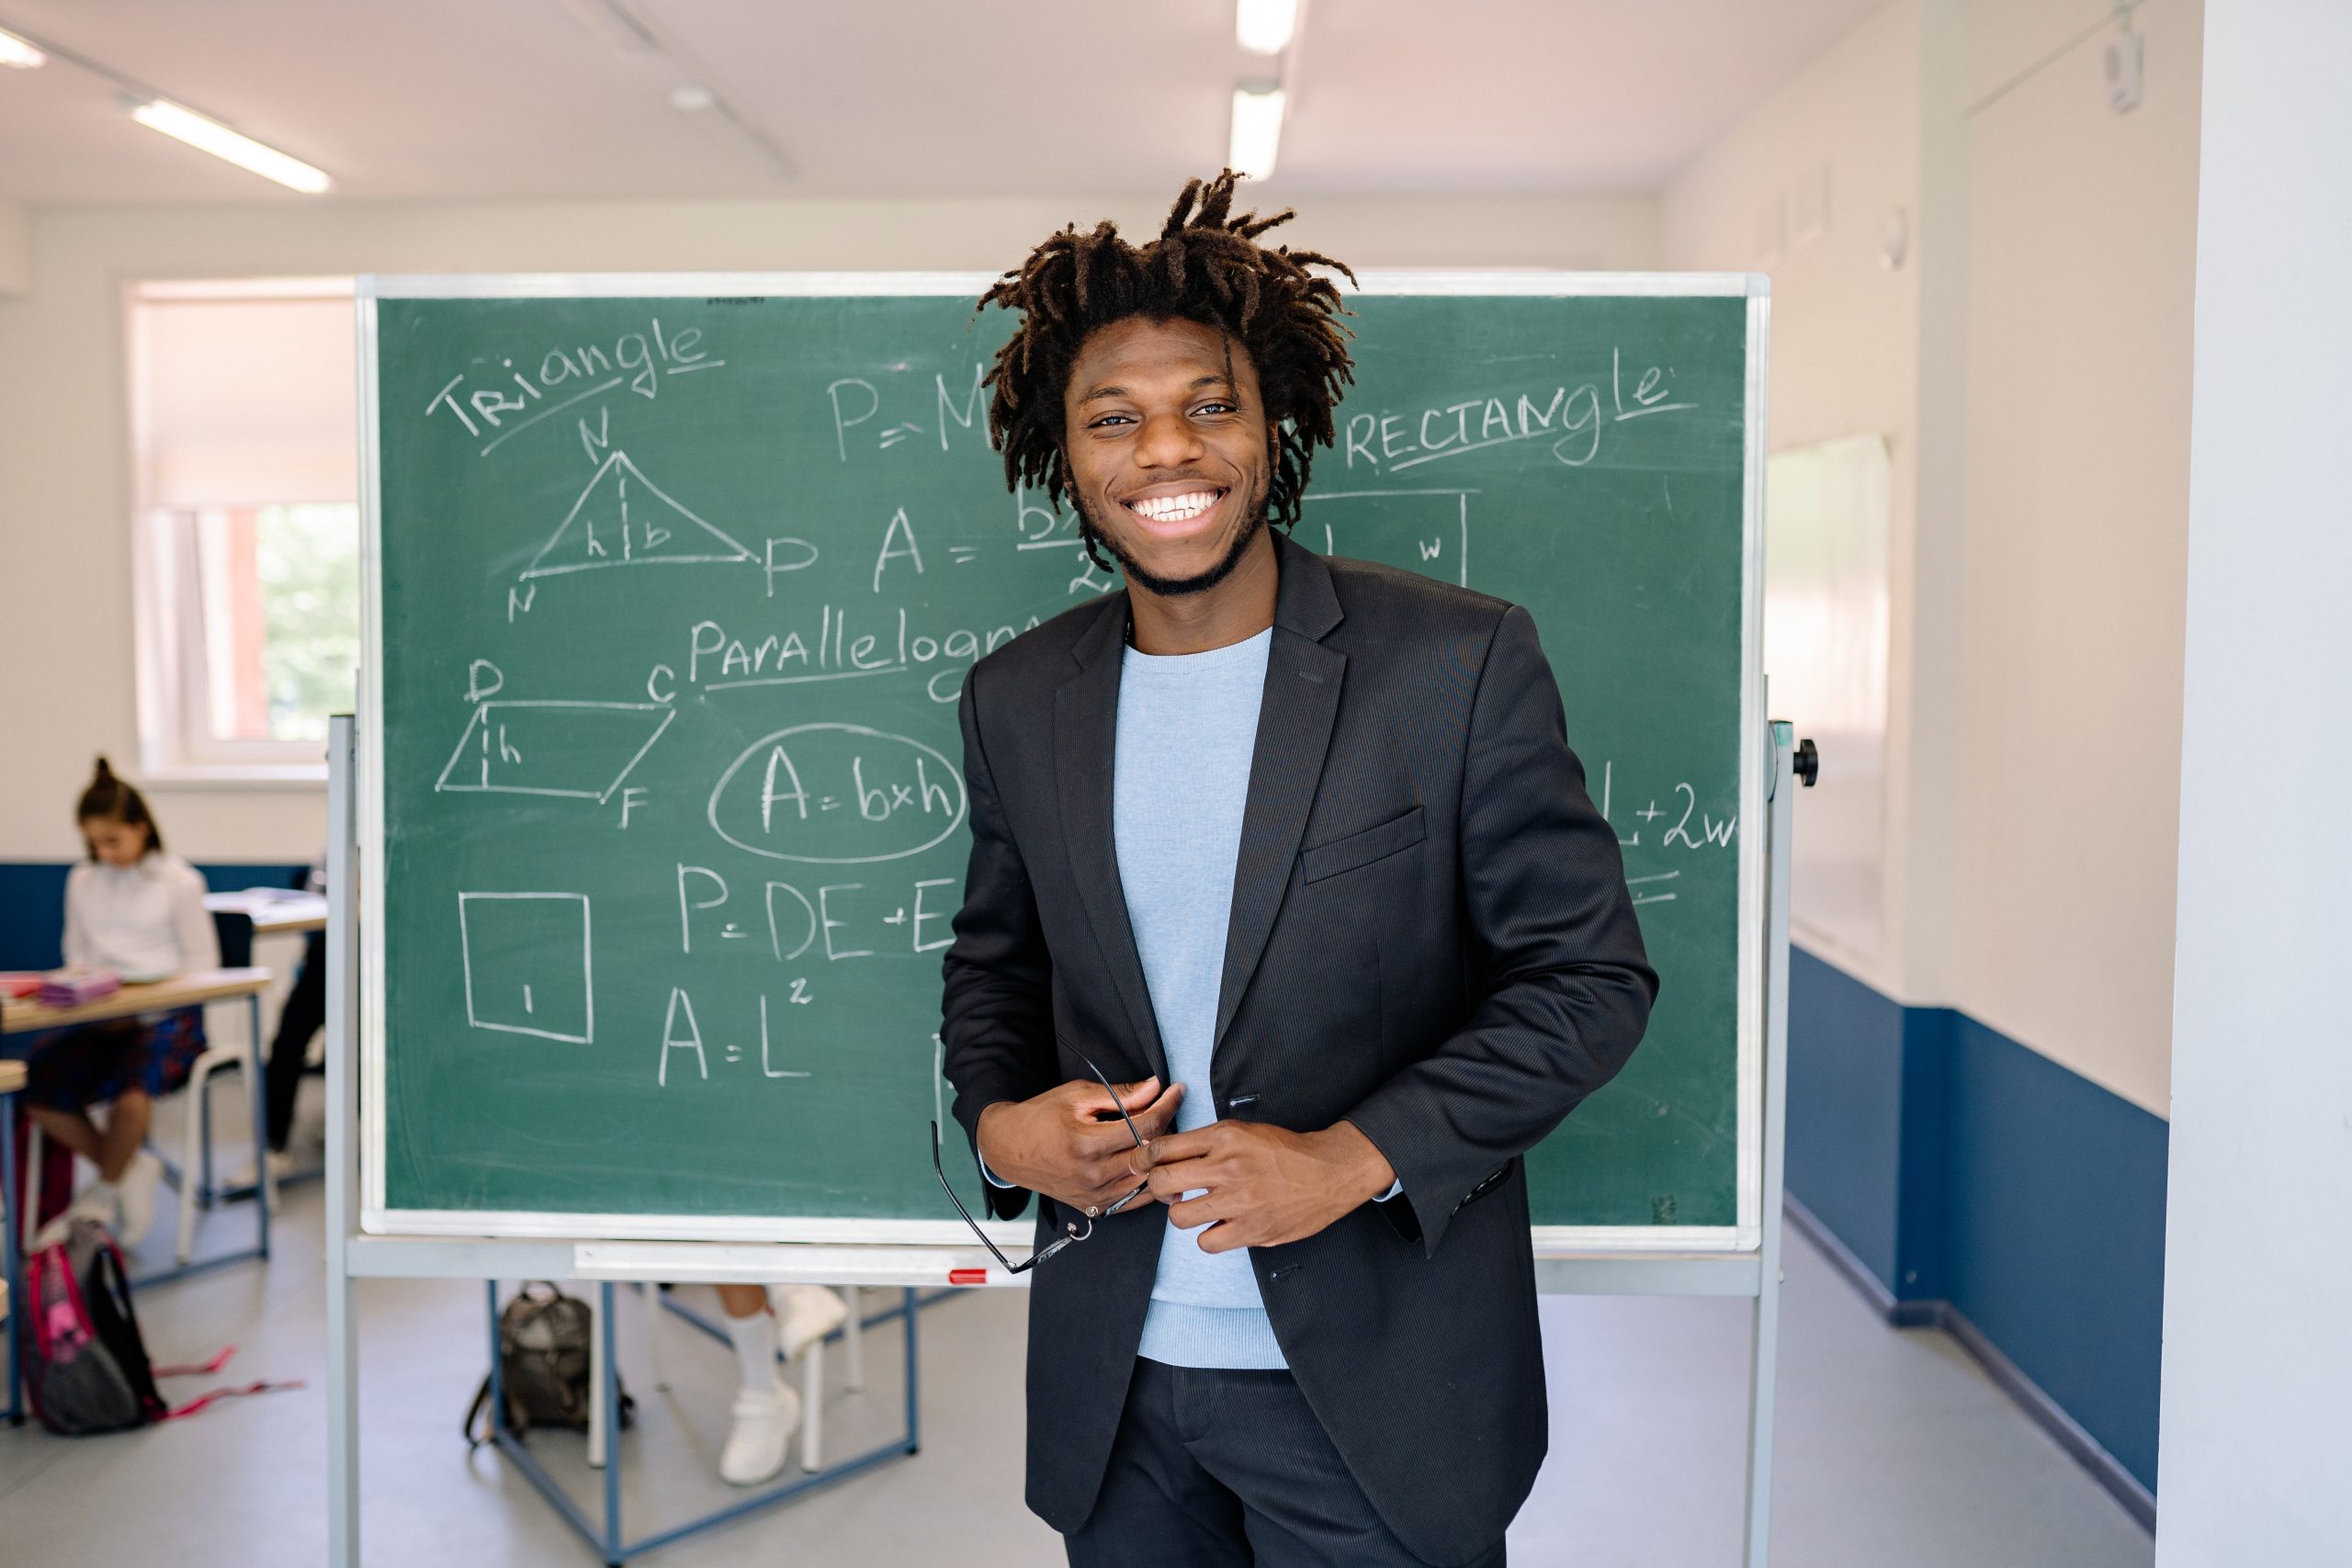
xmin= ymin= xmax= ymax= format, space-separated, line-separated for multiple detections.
xmin=1128 ymin=491 xmax=1221 ymax=524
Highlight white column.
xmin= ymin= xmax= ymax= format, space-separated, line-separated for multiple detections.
xmin=2156 ymin=6 xmax=2352 ymax=1562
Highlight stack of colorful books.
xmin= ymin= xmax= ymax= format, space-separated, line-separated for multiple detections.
xmin=36 ymin=967 xmax=122 ymax=1008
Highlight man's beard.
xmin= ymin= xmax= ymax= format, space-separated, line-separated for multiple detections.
xmin=1079 ymin=476 xmax=1271 ymax=599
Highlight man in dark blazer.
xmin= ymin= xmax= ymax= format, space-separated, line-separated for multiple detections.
xmin=940 ymin=173 xmax=1657 ymax=1568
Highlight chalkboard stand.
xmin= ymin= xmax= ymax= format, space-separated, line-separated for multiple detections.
xmin=323 ymin=716 xmax=1798 ymax=1564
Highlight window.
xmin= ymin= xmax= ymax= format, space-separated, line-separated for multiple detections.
xmin=130 ymin=280 xmax=358 ymax=779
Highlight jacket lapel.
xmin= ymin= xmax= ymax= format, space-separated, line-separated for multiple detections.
xmin=1214 ymin=535 xmax=1346 ymax=1052
xmin=1055 ymin=596 xmax=1171 ymax=1085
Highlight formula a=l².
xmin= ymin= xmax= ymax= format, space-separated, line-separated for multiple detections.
xmin=510 ymin=449 xmax=819 ymax=606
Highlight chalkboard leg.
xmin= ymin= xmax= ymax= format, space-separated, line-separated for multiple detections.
xmin=323 ymin=711 xmax=361 ymax=1568
xmin=903 ymin=1286 xmax=920 ymax=1456
xmin=324 ymin=1249 xmax=359 ymax=1565
xmin=487 ymin=1280 xmax=505 ymax=1436
xmin=600 ymin=1280 xmax=623 ymax=1563
xmin=1741 ymin=718 xmax=1797 ymax=1568
xmin=588 ymin=1287 xmax=608 ymax=1471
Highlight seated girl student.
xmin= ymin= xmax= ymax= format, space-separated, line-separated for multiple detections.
xmin=24 ymin=759 xmax=219 ymax=1247
xmin=713 ymin=1281 xmax=849 ymax=1485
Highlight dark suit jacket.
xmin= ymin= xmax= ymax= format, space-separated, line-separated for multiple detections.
xmin=940 ymin=532 xmax=1657 ymax=1565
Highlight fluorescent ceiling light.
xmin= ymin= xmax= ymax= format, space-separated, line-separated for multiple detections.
xmin=1236 ymin=0 xmax=1299 ymax=55
xmin=0 ymin=26 xmax=46 ymax=67
xmin=1228 ymin=84 xmax=1285 ymax=181
xmin=130 ymin=99 xmax=332 ymax=194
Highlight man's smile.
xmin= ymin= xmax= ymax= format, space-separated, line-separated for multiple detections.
xmin=1121 ymin=484 xmax=1229 ymax=537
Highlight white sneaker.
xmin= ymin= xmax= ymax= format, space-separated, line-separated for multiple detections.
xmin=35 ymin=1178 xmax=120 ymax=1248
xmin=718 ymin=1382 xmax=802 ymax=1486
xmin=70 ymin=1177 xmax=120 ymax=1225
xmin=773 ymin=1285 xmax=849 ymax=1359
xmin=115 ymin=1152 xmax=164 ymax=1248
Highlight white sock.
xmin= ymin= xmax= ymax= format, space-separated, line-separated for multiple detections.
xmin=724 ymin=1307 xmax=780 ymax=1396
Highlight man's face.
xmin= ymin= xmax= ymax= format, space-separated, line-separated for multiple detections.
xmin=1059 ymin=314 xmax=1272 ymax=597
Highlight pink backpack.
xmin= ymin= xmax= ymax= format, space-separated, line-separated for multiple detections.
xmin=25 ymin=1217 xmax=296 ymax=1434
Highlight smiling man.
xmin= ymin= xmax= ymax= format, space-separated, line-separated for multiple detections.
xmin=939 ymin=173 xmax=1658 ymax=1568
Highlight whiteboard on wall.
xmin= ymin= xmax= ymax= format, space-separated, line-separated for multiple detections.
xmin=1764 ymin=433 xmax=1891 ymax=968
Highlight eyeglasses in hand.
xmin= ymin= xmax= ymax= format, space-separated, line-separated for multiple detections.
xmin=930 ymin=1046 xmax=1154 ymax=1274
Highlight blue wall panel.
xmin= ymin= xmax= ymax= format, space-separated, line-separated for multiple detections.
xmin=1893 ymin=1006 xmax=1951 ymax=1301
xmin=1943 ymin=1016 xmax=2169 ymax=1493
xmin=1787 ymin=943 xmax=2169 ymax=1500
xmin=1 ymin=861 xmax=311 ymax=970
xmin=1785 ymin=948 xmax=1907 ymax=1292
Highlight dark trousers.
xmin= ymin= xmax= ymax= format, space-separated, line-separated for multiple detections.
xmin=265 ymin=932 xmax=325 ymax=1151
xmin=1065 ymin=1359 xmax=1506 ymax=1568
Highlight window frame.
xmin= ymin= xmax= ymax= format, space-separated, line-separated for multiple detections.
xmin=128 ymin=276 xmax=357 ymax=786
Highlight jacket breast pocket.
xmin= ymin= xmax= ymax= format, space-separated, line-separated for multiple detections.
xmin=1300 ymin=805 xmax=1426 ymax=884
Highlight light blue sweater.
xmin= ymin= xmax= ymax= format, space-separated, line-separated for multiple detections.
xmin=979 ymin=626 xmax=1316 ymax=1364
xmin=1114 ymin=628 xmax=1288 ymax=1369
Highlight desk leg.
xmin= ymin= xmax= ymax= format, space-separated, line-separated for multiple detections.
xmin=3 ymin=1089 xmax=21 ymax=1426
xmin=249 ymin=996 xmax=273 ymax=1256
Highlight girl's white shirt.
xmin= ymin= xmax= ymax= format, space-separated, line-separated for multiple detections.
xmin=62 ymin=852 xmax=220 ymax=979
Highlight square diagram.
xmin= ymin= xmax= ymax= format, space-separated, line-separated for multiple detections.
xmin=458 ymin=892 xmax=593 ymax=1043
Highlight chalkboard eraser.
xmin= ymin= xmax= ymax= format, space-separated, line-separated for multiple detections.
xmin=949 ymin=1268 xmax=989 ymax=1285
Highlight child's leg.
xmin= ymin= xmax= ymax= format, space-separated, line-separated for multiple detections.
xmin=718 ymin=1283 xmax=769 ymax=1319
xmin=96 ymin=1089 xmax=153 ymax=1183
xmin=719 ymin=1283 xmax=777 ymax=1387
xmin=718 ymin=1280 xmax=797 ymax=1484
xmin=28 ymin=1104 xmax=105 ymax=1165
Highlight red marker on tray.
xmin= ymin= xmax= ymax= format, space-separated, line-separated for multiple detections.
xmin=949 ymin=1268 xmax=988 ymax=1285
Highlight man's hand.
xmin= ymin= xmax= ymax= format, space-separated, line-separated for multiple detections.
xmin=976 ymin=1076 xmax=1185 ymax=1218
xmin=1141 ymin=1120 xmax=1396 ymax=1252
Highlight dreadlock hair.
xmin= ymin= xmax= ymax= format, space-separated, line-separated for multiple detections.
xmin=77 ymin=756 xmax=164 ymax=858
xmin=978 ymin=169 xmax=1357 ymax=572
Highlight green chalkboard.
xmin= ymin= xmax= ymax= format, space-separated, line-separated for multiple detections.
xmin=358 ymin=274 xmax=1765 ymax=1249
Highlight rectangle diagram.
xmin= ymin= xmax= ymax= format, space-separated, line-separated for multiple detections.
xmin=458 ymin=891 xmax=594 ymax=1043
xmin=1304 ymin=489 xmax=1474 ymax=587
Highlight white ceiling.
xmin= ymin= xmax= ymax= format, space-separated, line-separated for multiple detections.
xmin=0 ymin=0 xmax=1885 ymax=207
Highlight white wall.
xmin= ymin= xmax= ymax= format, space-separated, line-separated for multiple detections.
xmin=1956 ymin=0 xmax=2201 ymax=1113
xmin=1665 ymin=0 xmax=2201 ymax=1114
xmin=0 ymin=191 xmax=1656 ymax=864
xmin=2156 ymin=6 xmax=2352 ymax=1559
xmin=1664 ymin=0 xmax=1926 ymax=1000
xmin=0 ymin=199 xmax=27 ymax=296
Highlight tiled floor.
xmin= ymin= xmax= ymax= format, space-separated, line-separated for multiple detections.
xmin=1 ymin=1093 xmax=2154 ymax=1567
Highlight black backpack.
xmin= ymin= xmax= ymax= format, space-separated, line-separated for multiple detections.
xmin=465 ymin=1281 xmax=633 ymax=1446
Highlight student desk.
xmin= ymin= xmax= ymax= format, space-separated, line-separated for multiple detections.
xmin=203 ymin=890 xmax=330 ymax=937
xmin=208 ymin=893 xmax=331 ymax=1189
xmin=1 ymin=967 xmax=275 ymax=1420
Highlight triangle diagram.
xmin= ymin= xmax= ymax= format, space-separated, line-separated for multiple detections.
xmin=523 ymin=451 xmax=756 ymax=580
